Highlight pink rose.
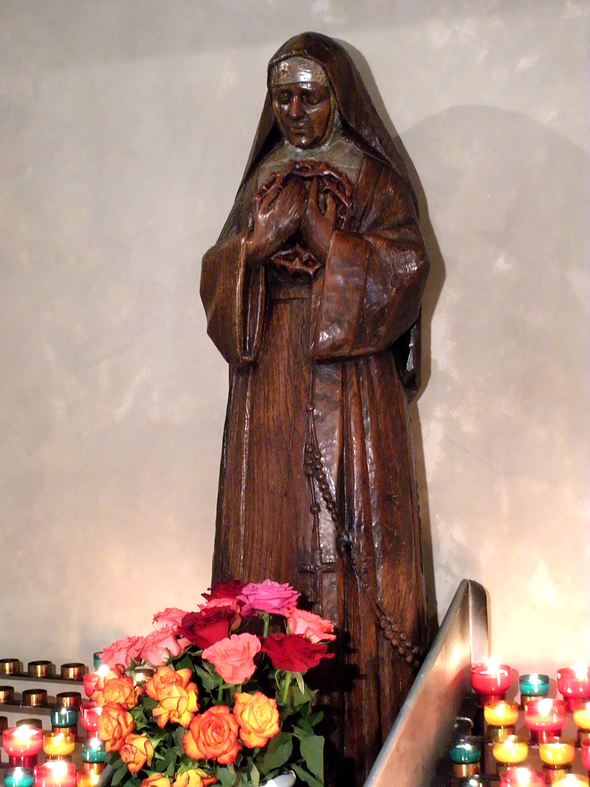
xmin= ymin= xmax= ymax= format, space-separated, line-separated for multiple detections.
xmin=100 ymin=636 xmax=143 ymax=669
xmin=238 ymin=580 xmax=300 ymax=616
xmin=139 ymin=626 xmax=185 ymax=666
xmin=202 ymin=633 xmax=261 ymax=684
xmin=153 ymin=607 xmax=190 ymax=629
xmin=286 ymin=608 xmax=336 ymax=643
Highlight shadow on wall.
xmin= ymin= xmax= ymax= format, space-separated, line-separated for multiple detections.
xmin=404 ymin=106 xmax=589 ymax=619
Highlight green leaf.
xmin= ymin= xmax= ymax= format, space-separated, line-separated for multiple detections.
xmin=111 ymin=762 xmax=131 ymax=786
xmin=215 ymin=766 xmax=236 ymax=787
xmin=307 ymin=711 xmax=324 ymax=728
xmin=173 ymin=653 xmax=196 ymax=672
xmin=261 ymin=732 xmax=293 ymax=772
xmin=194 ymin=663 xmax=221 ymax=693
xmin=294 ymin=671 xmax=305 ymax=695
xmin=291 ymin=763 xmax=324 ymax=787
xmin=299 ymin=734 xmax=324 ymax=780
xmin=250 ymin=763 xmax=260 ymax=787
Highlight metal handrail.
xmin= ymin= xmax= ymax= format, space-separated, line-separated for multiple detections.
xmin=365 ymin=579 xmax=490 ymax=787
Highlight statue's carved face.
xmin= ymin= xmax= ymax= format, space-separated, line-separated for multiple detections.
xmin=271 ymin=81 xmax=333 ymax=149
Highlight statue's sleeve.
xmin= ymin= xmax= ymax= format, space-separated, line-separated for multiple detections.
xmin=200 ymin=224 xmax=265 ymax=367
xmin=310 ymin=162 xmax=429 ymax=362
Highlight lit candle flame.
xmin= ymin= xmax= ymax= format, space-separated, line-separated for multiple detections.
xmin=572 ymin=663 xmax=588 ymax=680
xmin=97 ymin=664 xmax=110 ymax=678
xmin=487 ymin=656 xmax=500 ymax=673
xmin=14 ymin=725 xmax=34 ymax=742
xmin=536 ymin=698 xmax=554 ymax=717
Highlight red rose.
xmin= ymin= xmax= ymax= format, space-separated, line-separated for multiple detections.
xmin=179 ymin=607 xmax=236 ymax=649
xmin=202 ymin=580 xmax=246 ymax=603
xmin=261 ymin=633 xmax=333 ymax=672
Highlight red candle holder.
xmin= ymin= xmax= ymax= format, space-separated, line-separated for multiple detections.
xmin=33 ymin=761 xmax=76 ymax=787
xmin=499 ymin=768 xmax=545 ymax=787
xmin=80 ymin=702 xmax=102 ymax=734
xmin=2 ymin=726 xmax=43 ymax=768
xmin=581 ymin=738 xmax=590 ymax=774
xmin=471 ymin=661 xmax=512 ymax=706
xmin=524 ymin=697 xmax=568 ymax=743
xmin=557 ymin=665 xmax=590 ymax=712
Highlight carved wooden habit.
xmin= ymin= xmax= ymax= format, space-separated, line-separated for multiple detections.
xmin=201 ymin=32 xmax=430 ymax=786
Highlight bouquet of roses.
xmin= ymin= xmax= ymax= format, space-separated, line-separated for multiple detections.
xmin=93 ymin=579 xmax=335 ymax=787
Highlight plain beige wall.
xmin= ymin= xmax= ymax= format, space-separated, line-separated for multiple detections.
xmin=1 ymin=0 xmax=588 ymax=678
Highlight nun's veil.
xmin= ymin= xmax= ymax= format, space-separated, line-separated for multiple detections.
xmin=239 ymin=32 xmax=415 ymax=204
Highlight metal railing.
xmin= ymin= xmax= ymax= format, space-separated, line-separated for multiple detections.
xmin=365 ymin=579 xmax=490 ymax=787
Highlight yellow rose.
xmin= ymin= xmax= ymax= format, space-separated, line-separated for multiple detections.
xmin=119 ymin=734 xmax=154 ymax=775
xmin=145 ymin=666 xmax=196 ymax=702
xmin=95 ymin=676 xmax=137 ymax=709
xmin=173 ymin=770 xmax=216 ymax=787
xmin=141 ymin=775 xmax=171 ymax=787
xmin=233 ymin=692 xmax=280 ymax=748
xmin=97 ymin=702 xmax=134 ymax=752
xmin=152 ymin=685 xmax=199 ymax=729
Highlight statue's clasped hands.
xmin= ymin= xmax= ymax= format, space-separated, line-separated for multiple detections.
xmin=245 ymin=177 xmax=336 ymax=270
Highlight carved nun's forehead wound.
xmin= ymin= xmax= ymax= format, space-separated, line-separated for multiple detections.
xmin=270 ymin=56 xmax=329 ymax=86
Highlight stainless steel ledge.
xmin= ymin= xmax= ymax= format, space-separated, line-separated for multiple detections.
xmin=365 ymin=579 xmax=490 ymax=787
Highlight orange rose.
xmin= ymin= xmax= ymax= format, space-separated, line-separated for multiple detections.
xmin=95 ymin=676 xmax=137 ymax=709
xmin=152 ymin=684 xmax=199 ymax=729
xmin=119 ymin=734 xmax=154 ymax=774
xmin=173 ymin=770 xmax=216 ymax=787
xmin=145 ymin=666 xmax=197 ymax=701
xmin=182 ymin=706 xmax=240 ymax=765
xmin=141 ymin=775 xmax=171 ymax=787
xmin=91 ymin=666 xmax=125 ymax=701
xmin=97 ymin=702 xmax=134 ymax=752
xmin=233 ymin=692 xmax=280 ymax=748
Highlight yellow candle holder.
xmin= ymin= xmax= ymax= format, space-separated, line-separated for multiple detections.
xmin=552 ymin=776 xmax=590 ymax=786
xmin=539 ymin=736 xmax=575 ymax=784
xmin=485 ymin=700 xmax=519 ymax=741
xmin=493 ymin=735 xmax=529 ymax=768
xmin=42 ymin=731 xmax=76 ymax=759
xmin=77 ymin=772 xmax=101 ymax=787
xmin=573 ymin=700 xmax=590 ymax=745
xmin=540 ymin=737 xmax=576 ymax=767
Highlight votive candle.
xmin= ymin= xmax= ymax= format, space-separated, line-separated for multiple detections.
xmin=539 ymin=736 xmax=576 ymax=766
xmin=581 ymin=738 xmax=590 ymax=773
xmin=492 ymin=735 xmax=528 ymax=766
xmin=551 ymin=776 xmax=590 ymax=786
xmin=42 ymin=732 xmax=76 ymax=759
xmin=3 ymin=768 xmax=35 ymax=787
xmin=520 ymin=673 xmax=550 ymax=703
xmin=557 ymin=665 xmax=590 ymax=711
xmin=471 ymin=659 xmax=512 ymax=705
xmin=79 ymin=702 xmax=101 ymax=734
xmin=574 ymin=701 xmax=590 ymax=730
xmin=524 ymin=698 xmax=568 ymax=742
xmin=3 ymin=726 xmax=43 ymax=767
xmin=50 ymin=707 xmax=78 ymax=729
xmin=81 ymin=738 xmax=106 ymax=764
xmin=485 ymin=700 xmax=519 ymax=726
xmin=499 ymin=768 xmax=545 ymax=787
xmin=33 ymin=761 xmax=76 ymax=787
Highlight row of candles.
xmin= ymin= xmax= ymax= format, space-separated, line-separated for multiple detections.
xmin=1 ymin=655 xmax=105 ymax=787
xmin=449 ymin=660 xmax=590 ymax=786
